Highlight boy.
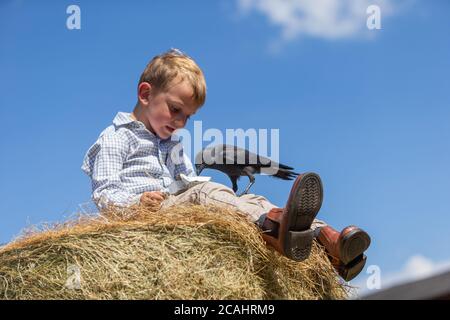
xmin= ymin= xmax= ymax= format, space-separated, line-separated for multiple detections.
xmin=82 ymin=49 xmax=371 ymax=281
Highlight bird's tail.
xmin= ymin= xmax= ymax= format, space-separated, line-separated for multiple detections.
xmin=272 ymin=163 xmax=299 ymax=180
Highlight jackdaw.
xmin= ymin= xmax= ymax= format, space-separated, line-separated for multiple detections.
xmin=195 ymin=144 xmax=298 ymax=195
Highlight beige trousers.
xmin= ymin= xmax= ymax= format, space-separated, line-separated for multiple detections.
xmin=160 ymin=181 xmax=327 ymax=230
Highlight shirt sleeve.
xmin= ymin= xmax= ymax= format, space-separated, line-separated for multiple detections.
xmin=166 ymin=141 xmax=197 ymax=179
xmin=81 ymin=132 xmax=141 ymax=210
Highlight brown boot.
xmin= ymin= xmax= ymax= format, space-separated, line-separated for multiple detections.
xmin=260 ymin=172 xmax=323 ymax=261
xmin=317 ymin=225 xmax=371 ymax=281
xmin=333 ymin=255 xmax=368 ymax=282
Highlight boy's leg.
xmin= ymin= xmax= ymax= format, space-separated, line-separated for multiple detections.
xmin=160 ymin=181 xmax=274 ymax=220
xmin=316 ymin=225 xmax=371 ymax=281
xmin=258 ymin=173 xmax=324 ymax=262
xmin=254 ymin=206 xmax=327 ymax=236
xmin=234 ymin=193 xmax=277 ymax=222
xmin=161 ymin=181 xmax=327 ymax=229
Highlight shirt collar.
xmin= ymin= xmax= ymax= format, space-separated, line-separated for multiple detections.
xmin=112 ymin=112 xmax=180 ymax=143
xmin=113 ymin=112 xmax=135 ymax=127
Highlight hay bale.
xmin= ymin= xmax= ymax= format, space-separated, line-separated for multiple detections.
xmin=0 ymin=205 xmax=348 ymax=300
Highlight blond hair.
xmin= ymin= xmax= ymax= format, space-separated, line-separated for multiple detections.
xmin=138 ymin=49 xmax=206 ymax=107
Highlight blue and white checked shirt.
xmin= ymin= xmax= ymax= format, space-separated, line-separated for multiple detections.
xmin=81 ymin=112 xmax=196 ymax=209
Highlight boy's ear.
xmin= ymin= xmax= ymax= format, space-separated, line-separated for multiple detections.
xmin=138 ymin=82 xmax=153 ymax=105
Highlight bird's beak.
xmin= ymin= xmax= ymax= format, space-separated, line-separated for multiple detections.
xmin=196 ymin=164 xmax=205 ymax=176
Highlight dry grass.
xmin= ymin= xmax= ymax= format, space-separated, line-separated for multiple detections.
xmin=0 ymin=204 xmax=348 ymax=300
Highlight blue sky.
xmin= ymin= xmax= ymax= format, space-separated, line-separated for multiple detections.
xmin=1 ymin=0 xmax=450 ymax=293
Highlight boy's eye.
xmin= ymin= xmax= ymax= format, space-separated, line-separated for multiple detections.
xmin=169 ymin=104 xmax=191 ymax=120
xmin=169 ymin=105 xmax=180 ymax=113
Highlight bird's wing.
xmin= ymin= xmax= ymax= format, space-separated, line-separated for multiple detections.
xmin=197 ymin=144 xmax=298 ymax=180
xmin=220 ymin=145 xmax=262 ymax=166
xmin=219 ymin=145 xmax=246 ymax=165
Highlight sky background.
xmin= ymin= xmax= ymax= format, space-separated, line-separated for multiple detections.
xmin=1 ymin=0 xmax=450 ymax=297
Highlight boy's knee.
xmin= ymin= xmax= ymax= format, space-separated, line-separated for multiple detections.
xmin=194 ymin=181 xmax=235 ymax=195
xmin=177 ymin=181 xmax=237 ymax=206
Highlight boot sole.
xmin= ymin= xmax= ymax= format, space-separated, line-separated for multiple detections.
xmin=340 ymin=229 xmax=371 ymax=265
xmin=339 ymin=254 xmax=367 ymax=282
xmin=284 ymin=173 xmax=323 ymax=261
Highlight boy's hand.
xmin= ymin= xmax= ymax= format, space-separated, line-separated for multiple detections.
xmin=140 ymin=191 xmax=167 ymax=207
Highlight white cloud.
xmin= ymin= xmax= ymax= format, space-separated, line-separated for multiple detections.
xmin=237 ymin=0 xmax=397 ymax=42
xmin=402 ymin=255 xmax=439 ymax=279
xmin=350 ymin=254 xmax=450 ymax=299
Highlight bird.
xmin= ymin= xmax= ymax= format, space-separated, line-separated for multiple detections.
xmin=195 ymin=144 xmax=299 ymax=196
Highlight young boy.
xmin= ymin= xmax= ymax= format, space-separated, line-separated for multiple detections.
xmin=82 ymin=49 xmax=371 ymax=281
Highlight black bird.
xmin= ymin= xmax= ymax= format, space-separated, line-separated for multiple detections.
xmin=195 ymin=144 xmax=299 ymax=195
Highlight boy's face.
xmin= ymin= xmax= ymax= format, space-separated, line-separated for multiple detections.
xmin=136 ymin=78 xmax=199 ymax=140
